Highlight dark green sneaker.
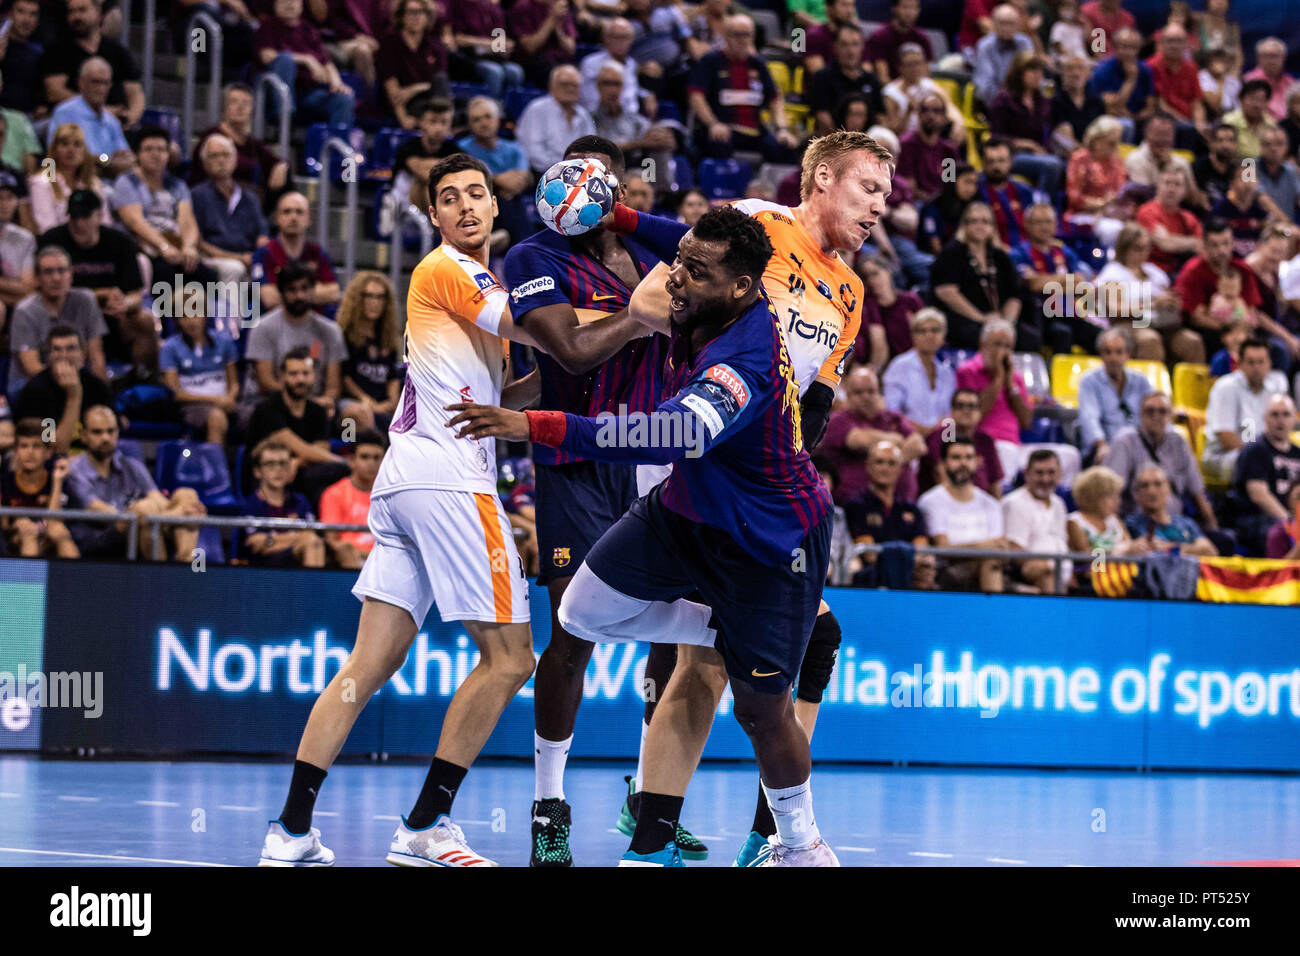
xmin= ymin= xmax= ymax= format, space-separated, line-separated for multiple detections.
xmin=530 ymin=798 xmax=574 ymax=867
xmin=615 ymin=775 xmax=709 ymax=861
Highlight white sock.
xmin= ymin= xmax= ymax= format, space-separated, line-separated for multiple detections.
xmin=633 ymin=719 xmax=650 ymax=792
xmin=534 ymin=732 xmax=572 ymax=801
xmin=762 ymin=777 xmax=820 ymax=849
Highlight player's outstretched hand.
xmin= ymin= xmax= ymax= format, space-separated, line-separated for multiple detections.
xmin=444 ymin=403 xmax=531 ymax=442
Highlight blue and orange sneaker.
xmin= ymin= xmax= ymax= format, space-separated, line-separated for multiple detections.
xmin=733 ymin=830 xmax=771 ymax=867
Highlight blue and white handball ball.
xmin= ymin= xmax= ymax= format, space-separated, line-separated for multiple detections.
xmin=536 ymin=157 xmax=615 ymax=237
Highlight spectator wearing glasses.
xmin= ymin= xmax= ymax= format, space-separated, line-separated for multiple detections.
xmin=8 ymin=247 xmax=107 ymax=397
xmin=930 ymin=202 xmax=1022 ymax=352
xmin=1076 ymin=328 xmax=1152 ymax=466
xmin=920 ymin=388 xmax=1005 ymax=497
xmin=336 ymin=271 xmax=403 ymax=432
xmin=191 ymin=83 xmax=290 ymax=195
xmin=882 ymin=307 xmax=957 ymax=436
xmin=1124 ymin=463 xmax=1218 ymax=557
xmin=242 ymin=437 xmax=326 ymax=568
xmin=688 ymin=15 xmax=800 ymax=162
xmin=1107 ymin=391 xmax=1217 ymax=530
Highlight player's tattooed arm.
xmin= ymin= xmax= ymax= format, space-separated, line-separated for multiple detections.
xmin=628 ymin=261 xmax=672 ymax=335
xmin=516 ymin=303 xmax=650 ymax=375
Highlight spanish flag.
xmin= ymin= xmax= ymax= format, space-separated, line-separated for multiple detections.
xmin=1196 ymin=557 xmax=1300 ymax=606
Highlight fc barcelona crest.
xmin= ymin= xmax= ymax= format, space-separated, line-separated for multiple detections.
xmin=552 ymin=547 xmax=571 ymax=568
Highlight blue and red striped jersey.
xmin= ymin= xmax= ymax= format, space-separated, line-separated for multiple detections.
xmin=504 ymin=228 xmax=665 ymax=466
xmin=538 ymin=294 xmax=832 ymax=565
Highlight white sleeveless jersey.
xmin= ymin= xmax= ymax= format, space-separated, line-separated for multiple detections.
xmin=372 ymin=243 xmax=511 ymax=497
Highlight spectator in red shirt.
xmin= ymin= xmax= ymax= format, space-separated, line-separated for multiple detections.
xmin=310 ymin=0 xmax=391 ymax=94
xmin=318 ymin=428 xmax=386 ymax=568
xmin=1146 ymin=23 xmax=1206 ymax=145
xmin=823 ymin=365 xmax=927 ymax=505
xmin=1136 ymin=167 xmax=1203 ymax=276
xmin=377 ymin=0 xmax=451 ymax=128
xmin=959 ymin=0 xmax=997 ymax=54
xmin=448 ymin=0 xmax=525 ymax=98
xmin=1080 ymin=0 xmax=1135 ymax=57
xmin=1175 ymin=217 xmax=1264 ymax=360
xmin=251 ymin=190 xmax=341 ymax=313
xmin=920 ymin=388 xmax=1006 ymax=497
xmin=510 ymin=0 xmax=578 ymax=90
xmin=865 ymin=0 xmax=933 ymax=83
xmin=895 ymin=91 xmax=960 ymax=203
xmin=256 ymin=0 xmax=355 ymax=127
xmin=803 ymin=0 xmax=862 ymax=76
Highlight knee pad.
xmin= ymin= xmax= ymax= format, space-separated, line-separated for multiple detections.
xmin=796 ymin=610 xmax=843 ymax=705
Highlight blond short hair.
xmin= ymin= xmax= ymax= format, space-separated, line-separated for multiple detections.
xmin=800 ymin=130 xmax=895 ymax=201
xmin=1072 ymin=466 xmax=1124 ymax=513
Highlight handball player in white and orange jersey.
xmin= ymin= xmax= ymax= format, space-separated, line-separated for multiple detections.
xmin=259 ymin=154 xmax=543 ymax=868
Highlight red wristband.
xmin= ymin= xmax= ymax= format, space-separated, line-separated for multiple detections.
xmin=608 ymin=202 xmax=639 ymax=235
xmin=526 ymin=409 xmax=568 ymax=447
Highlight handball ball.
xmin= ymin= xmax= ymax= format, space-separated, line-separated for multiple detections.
xmin=536 ymin=157 xmax=615 ymax=237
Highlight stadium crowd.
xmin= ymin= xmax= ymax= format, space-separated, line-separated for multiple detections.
xmin=1 ymin=0 xmax=1299 ymax=592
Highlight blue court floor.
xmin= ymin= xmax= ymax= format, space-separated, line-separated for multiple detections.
xmin=0 ymin=756 xmax=1296 ymax=867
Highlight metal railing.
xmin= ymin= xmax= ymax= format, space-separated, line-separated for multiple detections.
xmin=135 ymin=0 xmax=158 ymax=103
xmin=318 ymin=136 xmax=364 ymax=284
xmin=182 ymin=10 xmax=223 ymax=149
xmin=389 ymin=202 xmax=436 ymax=331
xmin=251 ymin=72 xmax=293 ymax=165
xmin=848 ymin=542 xmax=1157 ymax=589
xmin=142 ymin=513 xmax=369 ymax=562
xmin=0 ymin=508 xmax=141 ymax=561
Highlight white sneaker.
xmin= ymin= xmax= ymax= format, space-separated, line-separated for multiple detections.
xmin=386 ymin=815 xmax=497 ymax=867
xmin=257 ymin=820 xmax=335 ymax=867
xmin=755 ymin=837 xmax=840 ymax=867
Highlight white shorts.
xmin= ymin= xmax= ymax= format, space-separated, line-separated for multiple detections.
xmin=352 ymin=488 xmax=531 ymax=627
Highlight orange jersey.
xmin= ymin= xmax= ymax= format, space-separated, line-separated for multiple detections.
xmin=731 ymin=199 xmax=863 ymax=396
xmin=318 ymin=477 xmax=374 ymax=554
xmin=373 ymin=243 xmax=511 ymax=497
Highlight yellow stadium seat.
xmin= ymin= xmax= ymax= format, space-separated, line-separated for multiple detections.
xmin=792 ymin=66 xmax=805 ymax=96
xmin=1172 ymin=362 xmax=1212 ymax=413
xmin=768 ymin=61 xmax=792 ymax=95
xmin=1173 ymin=422 xmax=1192 ymax=447
xmin=1118 ymin=142 xmax=1136 ymax=159
xmin=784 ymin=102 xmax=812 ymax=133
xmin=1172 ymin=149 xmax=1194 ymax=164
xmin=934 ymin=77 xmax=961 ymax=109
xmin=1051 ymin=353 xmax=1102 ymax=408
xmin=1126 ymin=359 xmax=1171 ymax=396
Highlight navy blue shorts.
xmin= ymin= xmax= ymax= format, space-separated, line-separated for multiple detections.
xmin=584 ymin=484 xmax=832 ymax=694
xmin=534 ymin=460 xmax=640 ymax=584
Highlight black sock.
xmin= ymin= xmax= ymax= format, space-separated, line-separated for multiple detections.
xmin=279 ymin=759 xmax=327 ymax=835
xmin=629 ymin=791 xmax=684 ymax=854
xmin=407 ymin=757 xmax=469 ymax=829
xmin=752 ymin=781 xmax=776 ymax=837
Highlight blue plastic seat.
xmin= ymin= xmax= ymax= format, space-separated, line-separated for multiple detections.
xmin=504 ymin=87 xmax=546 ymax=122
xmin=155 ymin=441 xmax=242 ymax=513
xmin=450 ymin=82 xmax=492 ymax=104
xmin=698 ymin=158 xmax=753 ymax=200
xmin=140 ymin=107 xmax=182 ymax=145
xmin=366 ymin=127 xmax=421 ymax=181
xmin=302 ymin=122 xmax=367 ymax=180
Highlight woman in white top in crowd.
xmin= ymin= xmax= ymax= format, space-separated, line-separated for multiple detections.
xmin=27 ymin=124 xmax=113 ymax=235
xmin=1067 ymin=465 xmax=1151 ymax=557
xmin=1093 ymin=223 xmax=1204 ymax=364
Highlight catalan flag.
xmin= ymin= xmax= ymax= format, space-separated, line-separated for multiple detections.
xmin=1090 ymin=559 xmax=1140 ymax=598
xmin=1196 ymin=558 xmax=1300 ymax=606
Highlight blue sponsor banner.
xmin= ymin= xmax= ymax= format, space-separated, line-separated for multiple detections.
xmin=16 ymin=561 xmax=1300 ymax=769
